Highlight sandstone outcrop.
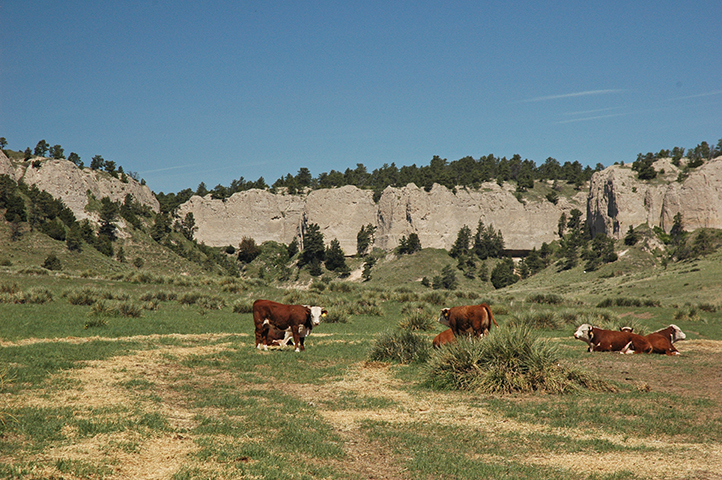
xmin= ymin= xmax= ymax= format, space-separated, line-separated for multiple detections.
xmin=0 ymin=152 xmax=159 ymax=220
xmin=587 ymin=156 xmax=722 ymax=238
xmin=178 ymin=182 xmax=588 ymax=254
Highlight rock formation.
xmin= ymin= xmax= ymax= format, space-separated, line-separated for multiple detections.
xmin=587 ymin=156 xmax=722 ymax=238
xmin=0 ymin=151 xmax=159 ymax=221
xmin=178 ymin=182 xmax=588 ymax=254
xmin=5 ymin=147 xmax=721 ymax=256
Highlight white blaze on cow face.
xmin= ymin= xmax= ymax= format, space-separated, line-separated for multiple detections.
xmin=573 ymin=323 xmax=593 ymax=342
xmin=309 ymin=306 xmax=326 ymax=326
xmin=670 ymin=324 xmax=686 ymax=342
xmin=438 ymin=308 xmax=451 ymax=327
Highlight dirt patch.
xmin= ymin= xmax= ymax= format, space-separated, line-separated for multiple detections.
xmin=0 ymin=332 xmax=247 ymax=348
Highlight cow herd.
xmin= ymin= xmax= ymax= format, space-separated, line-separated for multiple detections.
xmin=252 ymin=298 xmax=687 ymax=356
xmin=574 ymin=323 xmax=686 ymax=355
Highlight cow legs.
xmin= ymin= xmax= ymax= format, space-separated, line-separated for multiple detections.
xmin=292 ymin=324 xmax=305 ymax=352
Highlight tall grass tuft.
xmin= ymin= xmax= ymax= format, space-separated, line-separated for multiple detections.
xmin=0 ymin=287 xmax=53 ymax=304
xmin=196 ymin=296 xmax=225 ymax=311
xmin=139 ymin=290 xmax=177 ymax=302
xmin=91 ymin=300 xmax=143 ymax=318
xmin=322 ymin=309 xmax=349 ymax=324
xmin=424 ymin=327 xmax=615 ymax=394
xmin=178 ymin=292 xmax=202 ymax=305
xmin=421 ymin=291 xmax=448 ymax=306
xmin=675 ymin=304 xmax=704 ymax=322
xmin=232 ymin=299 xmax=254 ymax=314
xmin=507 ymin=310 xmax=560 ymax=330
xmin=398 ymin=310 xmax=436 ymax=331
xmin=527 ymin=293 xmax=564 ymax=305
xmin=0 ymin=282 xmax=19 ymax=294
xmin=597 ymin=297 xmax=661 ymax=308
xmin=368 ymin=330 xmax=431 ymax=364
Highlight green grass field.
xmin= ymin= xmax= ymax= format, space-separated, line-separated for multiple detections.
xmin=2 ymin=240 xmax=722 ymax=480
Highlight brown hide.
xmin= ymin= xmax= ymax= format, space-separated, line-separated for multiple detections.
xmin=440 ymin=304 xmax=498 ymax=337
xmin=432 ymin=329 xmax=455 ymax=348
xmin=253 ymin=299 xmax=312 ymax=351
xmin=644 ymin=333 xmax=680 ymax=355
xmin=590 ymin=327 xmax=652 ymax=353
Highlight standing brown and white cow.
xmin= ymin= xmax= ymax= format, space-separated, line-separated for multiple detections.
xmin=253 ymin=299 xmax=326 ymax=352
xmin=438 ymin=303 xmax=498 ymax=338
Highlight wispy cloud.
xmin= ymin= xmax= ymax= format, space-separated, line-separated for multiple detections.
xmin=522 ymin=89 xmax=626 ymax=103
xmin=562 ymin=106 xmax=625 ymax=116
xmin=139 ymin=163 xmax=204 ymax=174
xmin=667 ymin=90 xmax=722 ymax=101
xmin=555 ymin=112 xmax=633 ymax=124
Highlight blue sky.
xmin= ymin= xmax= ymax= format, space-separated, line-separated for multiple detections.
xmin=2 ymin=1 xmax=721 ymax=194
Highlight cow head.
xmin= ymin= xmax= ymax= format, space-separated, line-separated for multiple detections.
xmin=307 ymin=306 xmax=327 ymax=326
xmin=438 ymin=308 xmax=451 ymax=327
xmin=668 ymin=324 xmax=686 ymax=342
xmin=573 ymin=323 xmax=594 ymax=343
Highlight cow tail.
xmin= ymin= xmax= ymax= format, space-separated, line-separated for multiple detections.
xmin=485 ymin=304 xmax=499 ymax=328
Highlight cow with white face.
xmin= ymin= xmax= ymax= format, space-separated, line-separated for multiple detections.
xmin=574 ymin=323 xmax=652 ymax=354
xmin=253 ymin=300 xmax=327 ymax=352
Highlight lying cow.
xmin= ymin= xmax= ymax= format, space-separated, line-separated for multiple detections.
xmin=432 ymin=328 xmax=455 ymax=348
xmin=438 ymin=303 xmax=498 ymax=338
xmin=253 ymin=299 xmax=326 ymax=352
xmin=645 ymin=324 xmax=686 ymax=355
xmin=574 ymin=323 xmax=652 ymax=354
xmin=651 ymin=324 xmax=686 ymax=344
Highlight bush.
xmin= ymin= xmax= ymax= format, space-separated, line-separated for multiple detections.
xmin=91 ymin=300 xmax=142 ymax=318
xmin=65 ymin=287 xmax=102 ymax=305
xmin=421 ymin=291 xmax=447 ymax=306
xmin=398 ymin=310 xmax=436 ymax=331
xmin=232 ymin=299 xmax=254 ymax=314
xmin=527 ymin=293 xmax=564 ymax=305
xmin=368 ymin=330 xmax=431 ymax=364
xmin=178 ymin=292 xmax=202 ymax=305
xmin=0 ymin=287 xmax=53 ymax=304
xmin=0 ymin=282 xmax=19 ymax=294
xmin=322 ymin=309 xmax=349 ymax=324
xmin=507 ymin=311 xmax=560 ymax=330
xmin=42 ymin=254 xmax=62 ymax=271
xmin=138 ymin=290 xmax=177 ymax=302
xmin=424 ymin=328 xmax=615 ymax=394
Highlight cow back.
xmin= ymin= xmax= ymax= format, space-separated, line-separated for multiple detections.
xmin=253 ymin=299 xmax=310 ymax=330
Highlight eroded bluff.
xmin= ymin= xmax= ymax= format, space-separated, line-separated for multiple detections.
xmin=0 ymin=151 xmax=159 ymax=221
xmin=587 ymin=156 xmax=722 ymax=238
xmin=178 ymin=183 xmax=588 ymax=254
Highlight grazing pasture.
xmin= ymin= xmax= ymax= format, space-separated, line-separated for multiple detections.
xmin=1 ymin=270 xmax=722 ymax=480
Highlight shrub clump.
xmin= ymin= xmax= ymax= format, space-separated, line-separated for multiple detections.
xmin=232 ymin=299 xmax=254 ymax=314
xmin=322 ymin=309 xmax=349 ymax=324
xmin=596 ymin=297 xmax=661 ymax=308
xmin=0 ymin=287 xmax=53 ymax=304
xmin=421 ymin=291 xmax=448 ymax=306
xmin=398 ymin=310 xmax=436 ymax=331
xmin=507 ymin=310 xmax=560 ymax=330
xmin=139 ymin=290 xmax=177 ymax=302
xmin=91 ymin=300 xmax=143 ymax=318
xmin=424 ymin=327 xmax=615 ymax=394
xmin=368 ymin=330 xmax=431 ymax=364
xmin=527 ymin=293 xmax=564 ymax=305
